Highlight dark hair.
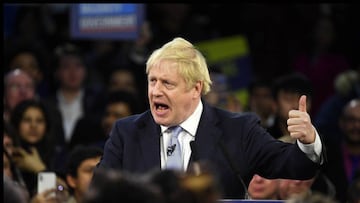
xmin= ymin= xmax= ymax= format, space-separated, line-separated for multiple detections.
xmin=5 ymin=44 xmax=43 ymax=72
xmin=9 ymin=99 xmax=54 ymax=168
xmin=65 ymin=145 xmax=103 ymax=178
xmin=10 ymin=99 xmax=51 ymax=134
xmin=248 ymin=78 xmax=273 ymax=95
xmin=272 ymin=73 xmax=313 ymax=100
xmin=149 ymin=169 xmax=183 ymax=202
xmin=106 ymin=90 xmax=141 ymax=114
xmin=84 ymin=168 xmax=163 ymax=203
xmin=53 ymin=43 xmax=84 ymax=69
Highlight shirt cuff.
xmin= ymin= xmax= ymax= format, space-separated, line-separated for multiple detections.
xmin=296 ymin=127 xmax=322 ymax=163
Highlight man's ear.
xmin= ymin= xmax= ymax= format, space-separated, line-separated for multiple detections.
xmin=193 ymin=81 xmax=203 ymax=98
xmin=66 ymin=174 xmax=77 ymax=189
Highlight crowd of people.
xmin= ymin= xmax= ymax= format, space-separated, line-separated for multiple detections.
xmin=4 ymin=3 xmax=360 ymax=203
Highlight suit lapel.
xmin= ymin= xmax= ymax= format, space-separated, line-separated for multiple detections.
xmin=191 ymin=103 xmax=222 ymax=161
xmin=136 ymin=112 xmax=162 ymax=170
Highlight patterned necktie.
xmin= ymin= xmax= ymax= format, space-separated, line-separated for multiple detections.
xmin=166 ymin=126 xmax=183 ymax=170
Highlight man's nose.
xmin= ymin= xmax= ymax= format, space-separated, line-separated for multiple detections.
xmin=151 ymin=82 xmax=164 ymax=96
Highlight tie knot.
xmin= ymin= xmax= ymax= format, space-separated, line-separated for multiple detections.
xmin=170 ymin=126 xmax=182 ymax=138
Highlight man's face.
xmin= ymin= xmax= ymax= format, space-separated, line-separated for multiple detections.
xmin=57 ymin=55 xmax=86 ymax=90
xmin=74 ymin=156 xmax=101 ymax=198
xmin=102 ymin=102 xmax=132 ymax=136
xmin=147 ymin=60 xmax=202 ymax=127
xmin=5 ymin=71 xmax=35 ymax=110
xmin=278 ymin=178 xmax=314 ymax=199
xmin=340 ymin=101 xmax=360 ymax=145
xmin=109 ymin=70 xmax=136 ymax=93
xmin=249 ymin=87 xmax=276 ymax=117
xmin=248 ymin=174 xmax=279 ymax=200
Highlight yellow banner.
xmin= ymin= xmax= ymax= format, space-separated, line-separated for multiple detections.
xmin=195 ymin=35 xmax=249 ymax=64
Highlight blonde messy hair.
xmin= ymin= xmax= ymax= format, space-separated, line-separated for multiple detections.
xmin=146 ymin=37 xmax=212 ymax=95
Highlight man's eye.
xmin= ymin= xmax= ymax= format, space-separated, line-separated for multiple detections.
xmin=164 ymin=82 xmax=175 ymax=89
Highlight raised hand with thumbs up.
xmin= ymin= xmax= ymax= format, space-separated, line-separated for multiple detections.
xmin=287 ymin=95 xmax=316 ymax=144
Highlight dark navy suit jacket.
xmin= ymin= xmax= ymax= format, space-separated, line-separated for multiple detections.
xmin=97 ymin=102 xmax=321 ymax=198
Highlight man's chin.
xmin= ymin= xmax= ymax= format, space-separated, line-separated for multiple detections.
xmin=153 ymin=117 xmax=170 ymax=126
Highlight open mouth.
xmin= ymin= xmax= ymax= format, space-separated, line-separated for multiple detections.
xmin=155 ymin=102 xmax=169 ymax=111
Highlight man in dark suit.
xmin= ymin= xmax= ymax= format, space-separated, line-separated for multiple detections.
xmin=96 ymin=37 xmax=324 ymax=199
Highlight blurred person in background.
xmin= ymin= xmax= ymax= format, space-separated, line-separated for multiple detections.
xmin=84 ymin=168 xmax=164 ymax=203
xmin=6 ymin=44 xmax=52 ymax=98
xmin=4 ymin=147 xmax=60 ymax=203
xmin=4 ymin=69 xmax=36 ymax=123
xmin=44 ymin=43 xmax=103 ymax=149
xmin=267 ymin=73 xmax=314 ymax=140
xmin=64 ymin=145 xmax=103 ymax=203
xmin=322 ymin=98 xmax=360 ymax=203
xmin=203 ymin=70 xmax=228 ymax=109
xmin=285 ymin=192 xmax=338 ymax=203
xmin=246 ymin=78 xmax=277 ymax=128
xmin=106 ymin=67 xmax=148 ymax=112
xmin=203 ymin=70 xmax=243 ymax=113
xmin=7 ymin=99 xmax=70 ymax=203
xmin=148 ymin=169 xmax=186 ymax=203
xmin=248 ymin=174 xmax=280 ymax=200
xmin=278 ymin=178 xmax=316 ymax=200
xmin=148 ymin=161 xmax=222 ymax=203
xmin=277 ymin=134 xmax=336 ymax=202
xmin=10 ymin=99 xmax=58 ymax=196
xmin=4 ymin=68 xmax=64 ymax=161
xmin=315 ymin=65 xmax=360 ymax=145
xmin=181 ymin=168 xmax=222 ymax=203
xmin=277 ymin=164 xmax=336 ymax=201
xmin=69 ymin=90 xmax=140 ymax=150
xmin=100 ymin=90 xmax=140 ymax=137
xmin=108 ymin=68 xmax=138 ymax=94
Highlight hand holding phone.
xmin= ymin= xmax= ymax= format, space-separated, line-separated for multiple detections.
xmin=37 ymin=172 xmax=56 ymax=197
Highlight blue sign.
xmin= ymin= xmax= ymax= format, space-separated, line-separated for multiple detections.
xmin=70 ymin=3 xmax=144 ymax=40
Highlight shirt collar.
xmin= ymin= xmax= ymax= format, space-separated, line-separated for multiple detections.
xmin=160 ymin=100 xmax=203 ymax=137
xmin=57 ymin=88 xmax=84 ymax=103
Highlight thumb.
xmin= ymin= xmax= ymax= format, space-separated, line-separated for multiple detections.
xmin=298 ymin=95 xmax=307 ymax=112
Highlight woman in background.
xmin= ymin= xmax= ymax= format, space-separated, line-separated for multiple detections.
xmin=10 ymin=99 xmax=58 ymax=197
